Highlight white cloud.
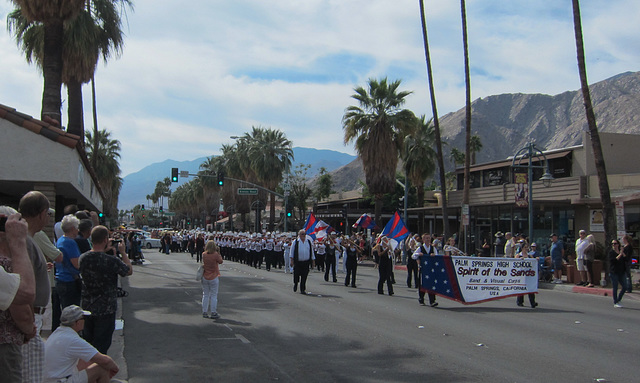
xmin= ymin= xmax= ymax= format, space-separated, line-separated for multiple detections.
xmin=0 ymin=0 xmax=638 ymax=177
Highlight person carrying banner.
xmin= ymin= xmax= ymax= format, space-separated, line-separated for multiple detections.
xmin=515 ymin=243 xmax=538 ymax=308
xmin=412 ymin=233 xmax=438 ymax=307
xmin=290 ymin=230 xmax=315 ymax=294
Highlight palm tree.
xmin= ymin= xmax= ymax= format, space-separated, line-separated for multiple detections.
xmin=9 ymin=0 xmax=85 ymax=124
xmin=450 ymin=147 xmax=465 ymax=168
xmin=419 ymin=0 xmax=449 ymax=239
xmin=404 ymin=116 xmax=437 ymax=233
xmin=460 ymin=0 xmax=472 ymax=251
xmin=8 ymin=0 xmax=131 ymax=146
xmin=246 ymin=126 xmax=293 ymax=231
xmin=343 ymin=78 xmax=416 ymax=223
xmin=571 ymin=0 xmax=615 ymax=276
xmin=469 ymin=134 xmax=482 ymax=165
xmin=85 ymin=128 xmax=122 ymax=219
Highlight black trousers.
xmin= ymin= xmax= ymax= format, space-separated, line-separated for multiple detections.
xmin=345 ymin=259 xmax=357 ymax=287
xmin=293 ymin=260 xmax=311 ymax=292
xmin=325 ymin=255 xmax=337 ymax=282
xmin=407 ymin=258 xmax=419 ymax=288
xmin=378 ymin=262 xmax=394 ymax=294
xmin=83 ymin=312 xmax=116 ymax=354
xmin=516 ymin=293 xmax=537 ymax=307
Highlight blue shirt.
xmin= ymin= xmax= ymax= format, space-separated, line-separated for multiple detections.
xmin=550 ymin=240 xmax=563 ymax=260
xmin=55 ymin=236 xmax=81 ymax=282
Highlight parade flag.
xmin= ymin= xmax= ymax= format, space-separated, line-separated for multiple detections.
xmin=352 ymin=213 xmax=377 ymax=230
xmin=419 ymin=256 xmax=538 ymax=304
xmin=303 ymin=213 xmax=334 ymax=240
xmin=303 ymin=213 xmax=318 ymax=236
xmin=381 ymin=211 xmax=410 ymax=250
xmin=312 ymin=220 xmax=334 ymax=240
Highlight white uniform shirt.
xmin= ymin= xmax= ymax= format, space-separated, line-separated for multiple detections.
xmin=290 ymin=237 xmax=315 ymax=261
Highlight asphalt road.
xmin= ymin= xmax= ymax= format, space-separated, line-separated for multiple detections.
xmin=121 ymin=249 xmax=639 ymax=383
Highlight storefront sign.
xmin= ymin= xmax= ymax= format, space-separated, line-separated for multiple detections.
xmin=420 ymin=256 xmax=538 ymax=304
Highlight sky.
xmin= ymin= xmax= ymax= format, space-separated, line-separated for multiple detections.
xmin=1 ymin=0 xmax=639 ymax=177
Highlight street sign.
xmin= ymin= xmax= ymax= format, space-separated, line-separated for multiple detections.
xmin=164 ymin=212 xmax=176 ymax=216
xmin=180 ymin=171 xmax=189 ymax=178
xmin=238 ymin=188 xmax=258 ymax=195
xmin=462 ymin=204 xmax=470 ymax=226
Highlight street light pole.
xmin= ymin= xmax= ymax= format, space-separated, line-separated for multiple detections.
xmin=512 ymin=142 xmax=554 ymax=243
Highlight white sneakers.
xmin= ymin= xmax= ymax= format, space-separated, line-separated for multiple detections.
xmin=552 ymin=279 xmax=563 ymax=284
xmin=614 ymin=303 xmax=623 ymax=308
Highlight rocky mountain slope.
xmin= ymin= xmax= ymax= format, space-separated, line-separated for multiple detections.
xmin=328 ymin=71 xmax=640 ymax=192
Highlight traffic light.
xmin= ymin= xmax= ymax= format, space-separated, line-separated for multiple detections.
xmin=286 ymin=202 xmax=292 ymax=217
xmin=141 ymin=204 xmax=145 ymax=211
xmin=159 ymin=205 xmax=163 ymax=213
xmin=171 ymin=168 xmax=179 ymax=183
xmin=217 ymin=171 xmax=224 ymax=186
xmin=98 ymin=212 xmax=104 ymax=218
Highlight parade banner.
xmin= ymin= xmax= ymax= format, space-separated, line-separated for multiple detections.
xmin=514 ymin=172 xmax=528 ymax=207
xmin=420 ymin=256 xmax=538 ymax=304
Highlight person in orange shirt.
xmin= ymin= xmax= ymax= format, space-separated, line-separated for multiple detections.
xmin=201 ymin=240 xmax=223 ymax=319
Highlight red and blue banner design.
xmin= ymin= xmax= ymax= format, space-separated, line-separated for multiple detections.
xmin=381 ymin=211 xmax=409 ymax=243
xmin=352 ymin=213 xmax=377 ymax=230
xmin=303 ymin=213 xmax=334 ymax=240
xmin=303 ymin=213 xmax=318 ymax=236
xmin=420 ymin=256 xmax=538 ymax=304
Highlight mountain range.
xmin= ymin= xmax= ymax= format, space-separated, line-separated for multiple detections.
xmin=119 ymin=71 xmax=640 ymax=208
xmin=324 ymin=71 xmax=640 ymax=191
xmin=118 ymin=147 xmax=356 ymax=209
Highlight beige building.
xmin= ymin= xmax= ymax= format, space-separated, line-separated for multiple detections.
xmin=0 ymin=103 xmax=103 ymax=231
xmin=417 ymin=131 xmax=640 ymax=256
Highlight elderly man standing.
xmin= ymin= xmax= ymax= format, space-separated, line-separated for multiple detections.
xmin=289 ymin=230 xmax=315 ymax=295
xmin=79 ymin=226 xmax=132 ymax=354
xmin=56 ymin=215 xmax=83 ymax=313
xmin=19 ymin=191 xmax=59 ymax=382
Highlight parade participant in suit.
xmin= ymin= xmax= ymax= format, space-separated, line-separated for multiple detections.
xmin=289 ymin=230 xmax=315 ymax=294
xmin=412 ymin=233 xmax=438 ymax=307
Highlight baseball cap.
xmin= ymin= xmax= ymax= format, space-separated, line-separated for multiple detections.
xmin=531 ymin=243 xmax=537 ymax=247
xmin=60 ymin=305 xmax=91 ymax=326
xmin=550 ymin=233 xmax=558 ymax=238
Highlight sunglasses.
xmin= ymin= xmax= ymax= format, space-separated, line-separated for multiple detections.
xmin=612 ymin=242 xmax=620 ymax=245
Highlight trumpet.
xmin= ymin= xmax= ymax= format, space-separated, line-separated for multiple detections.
xmin=443 ymin=244 xmax=467 ymax=256
xmin=342 ymin=237 xmax=364 ymax=252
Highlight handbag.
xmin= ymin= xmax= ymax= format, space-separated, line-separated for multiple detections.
xmin=196 ymin=265 xmax=204 ymax=281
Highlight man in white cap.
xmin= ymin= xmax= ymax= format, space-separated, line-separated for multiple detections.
xmin=44 ymin=305 xmax=119 ymax=383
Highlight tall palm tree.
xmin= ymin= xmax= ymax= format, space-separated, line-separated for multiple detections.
xmin=419 ymin=0 xmax=449 ymax=239
xmin=571 ymin=0 xmax=615 ymax=273
xmin=404 ymin=116 xmax=437 ymax=233
xmin=85 ymin=128 xmax=122 ymax=219
xmin=8 ymin=0 xmax=131 ymax=142
xmin=460 ymin=0 xmax=472 ymax=251
xmin=343 ymin=78 xmax=416 ymax=223
xmin=247 ymin=126 xmax=293 ymax=231
xmin=9 ymin=0 xmax=85 ymax=124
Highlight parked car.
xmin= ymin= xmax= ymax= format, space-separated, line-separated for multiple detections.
xmin=139 ymin=234 xmax=161 ymax=249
